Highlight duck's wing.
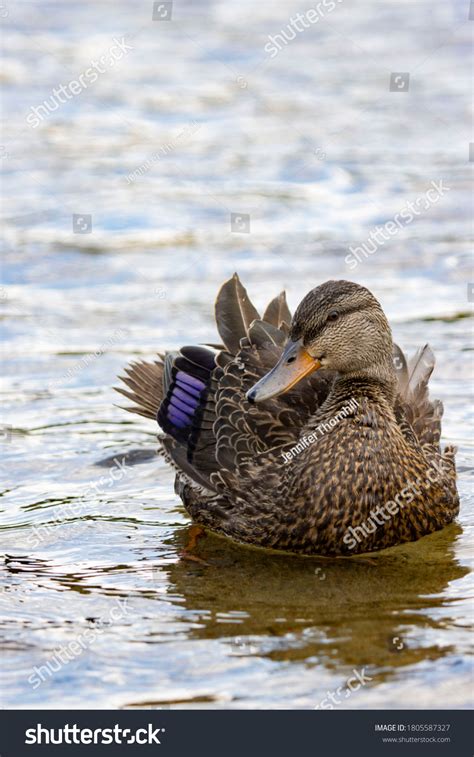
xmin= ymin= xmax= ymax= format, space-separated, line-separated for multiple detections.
xmin=117 ymin=344 xmax=220 ymax=490
xmin=393 ymin=343 xmax=444 ymax=451
xmin=116 ymin=274 xmax=334 ymax=490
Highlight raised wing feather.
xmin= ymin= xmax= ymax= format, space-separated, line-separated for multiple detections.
xmin=214 ymin=273 xmax=260 ymax=354
xmin=262 ymin=290 xmax=292 ymax=333
xmin=395 ymin=344 xmax=443 ymax=449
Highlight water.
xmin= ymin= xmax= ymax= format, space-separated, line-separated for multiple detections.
xmin=1 ymin=0 xmax=472 ymax=709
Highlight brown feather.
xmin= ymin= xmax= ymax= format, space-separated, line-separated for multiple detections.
xmin=115 ymin=360 xmax=164 ymax=420
xmin=263 ymin=290 xmax=292 ymax=331
xmin=214 ymin=273 xmax=260 ymax=354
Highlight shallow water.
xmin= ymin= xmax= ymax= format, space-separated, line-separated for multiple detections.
xmin=1 ymin=0 xmax=472 ymax=709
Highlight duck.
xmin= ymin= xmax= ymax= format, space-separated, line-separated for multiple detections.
xmin=117 ymin=274 xmax=459 ymax=556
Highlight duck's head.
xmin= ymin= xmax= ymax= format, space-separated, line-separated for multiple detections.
xmin=246 ymin=280 xmax=393 ymax=403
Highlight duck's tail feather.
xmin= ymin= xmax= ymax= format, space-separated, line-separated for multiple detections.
xmin=115 ymin=359 xmax=165 ymax=420
xmin=395 ymin=343 xmax=444 ymax=450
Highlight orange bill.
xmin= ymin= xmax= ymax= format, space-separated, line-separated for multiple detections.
xmin=246 ymin=339 xmax=321 ymax=403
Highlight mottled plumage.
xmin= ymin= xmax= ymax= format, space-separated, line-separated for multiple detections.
xmin=116 ymin=275 xmax=459 ymax=556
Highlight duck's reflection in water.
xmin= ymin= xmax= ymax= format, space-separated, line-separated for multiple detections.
xmin=164 ymin=523 xmax=466 ymax=682
xmin=2 ymin=521 xmax=467 ymax=704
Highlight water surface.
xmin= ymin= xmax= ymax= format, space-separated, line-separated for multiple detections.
xmin=1 ymin=0 xmax=472 ymax=709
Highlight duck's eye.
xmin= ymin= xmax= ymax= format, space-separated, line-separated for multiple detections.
xmin=327 ymin=310 xmax=339 ymax=322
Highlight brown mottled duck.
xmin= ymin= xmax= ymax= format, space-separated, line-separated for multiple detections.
xmin=117 ymin=275 xmax=459 ymax=556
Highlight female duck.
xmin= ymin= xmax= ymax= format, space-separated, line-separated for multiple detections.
xmin=118 ymin=275 xmax=459 ymax=556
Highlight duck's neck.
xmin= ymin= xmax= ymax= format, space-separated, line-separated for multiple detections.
xmin=330 ymin=358 xmax=397 ymax=408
